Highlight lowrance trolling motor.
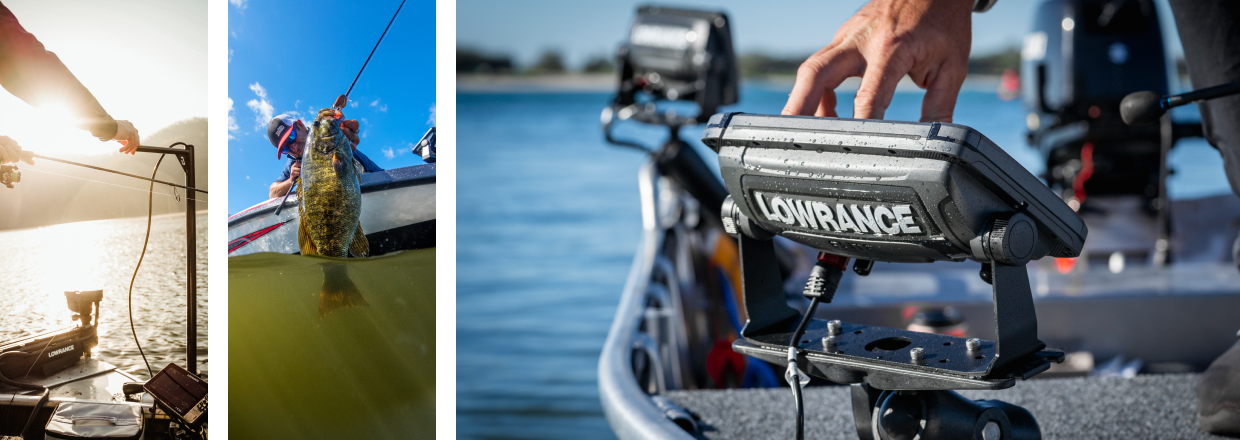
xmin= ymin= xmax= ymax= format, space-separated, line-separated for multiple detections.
xmin=703 ymin=113 xmax=1088 ymax=440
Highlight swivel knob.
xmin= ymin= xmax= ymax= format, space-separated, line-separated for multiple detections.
xmin=983 ymin=212 xmax=1038 ymax=266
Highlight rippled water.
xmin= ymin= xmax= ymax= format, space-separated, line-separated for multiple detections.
xmin=228 ymin=249 xmax=436 ymax=439
xmin=0 ymin=212 xmax=208 ymax=380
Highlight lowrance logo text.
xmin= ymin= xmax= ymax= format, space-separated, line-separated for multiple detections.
xmin=48 ymin=345 xmax=74 ymax=358
xmin=753 ymin=192 xmax=922 ymax=235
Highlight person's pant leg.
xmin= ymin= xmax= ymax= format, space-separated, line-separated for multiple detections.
xmin=1169 ymin=0 xmax=1240 ymax=198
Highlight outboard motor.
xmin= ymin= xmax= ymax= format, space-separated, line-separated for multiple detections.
xmin=1022 ymin=0 xmax=1168 ymax=207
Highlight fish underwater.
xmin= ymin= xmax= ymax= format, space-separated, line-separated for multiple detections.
xmin=298 ymin=108 xmax=370 ymax=316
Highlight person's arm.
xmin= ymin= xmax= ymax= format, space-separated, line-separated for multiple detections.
xmin=0 ymin=3 xmax=138 ymax=152
xmin=782 ymin=0 xmax=973 ymax=122
xmin=269 ymin=160 xmax=300 ymax=199
xmin=270 ymin=178 xmax=293 ymax=199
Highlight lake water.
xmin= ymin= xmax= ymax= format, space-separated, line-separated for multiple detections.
xmin=228 ymin=248 xmax=436 ymax=439
xmin=456 ymin=85 xmax=1232 ymax=439
xmin=0 ymin=212 xmax=208 ymax=381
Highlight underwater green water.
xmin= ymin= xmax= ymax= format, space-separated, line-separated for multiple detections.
xmin=228 ymin=248 xmax=435 ymax=439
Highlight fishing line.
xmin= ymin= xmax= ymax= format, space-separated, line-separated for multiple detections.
xmin=338 ymin=0 xmax=407 ymax=106
xmin=21 ymin=167 xmax=208 ymax=204
xmin=31 ymin=153 xmax=206 ymax=195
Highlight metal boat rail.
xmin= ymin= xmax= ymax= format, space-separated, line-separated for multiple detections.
xmin=600 ymin=158 xmax=700 ymax=440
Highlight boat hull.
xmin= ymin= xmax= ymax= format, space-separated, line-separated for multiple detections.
xmin=227 ymin=164 xmax=436 ymax=256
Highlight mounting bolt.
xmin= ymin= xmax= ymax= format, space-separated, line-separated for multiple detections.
xmin=822 ymin=336 xmax=836 ymax=352
xmin=982 ymin=421 xmax=1001 ymax=440
xmin=910 ymin=347 xmax=925 ymax=364
xmin=827 ymin=320 xmax=842 ymax=336
xmin=966 ymin=338 xmax=982 ymax=352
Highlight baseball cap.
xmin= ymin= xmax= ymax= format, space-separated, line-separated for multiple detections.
xmin=267 ymin=114 xmax=299 ymax=159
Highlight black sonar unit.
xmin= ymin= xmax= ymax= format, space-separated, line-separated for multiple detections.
xmin=703 ymin=113 xmax=1089 ymax=440
xmin=143 ymin=362 xmax=207 ymax=430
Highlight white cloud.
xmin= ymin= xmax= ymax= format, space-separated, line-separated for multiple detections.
xmin=369 ymin=99 xmax=388 ymax=112
xmin=230 ymin=0 xmax=246 ymax=11
xmin=350 ymin=100 xmax=359 ymax=108
xmin=227 ymin=97 xmax=238 ymax=139
xmin=382 ymin=147 xmax=395 ymax=160
xmin=427 ymin=103 xmax=436 ymax=126
xmin=246 ymin=82 xmax=274 ymax=131
xmin=370 ymin=99 xmax=380 ymax=107
xmin=228 ymin=49 xmax=233 ymax=63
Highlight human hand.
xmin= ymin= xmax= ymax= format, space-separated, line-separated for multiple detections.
xmin=113 ymin=120 xmax=141 ymax=154
xmin=341 ymin=119 xmax=360 ymax=150
xmin=290 ymin=161 xmax=301 ymax=180
xmin=782 ymin=0 xmax=972 ymax=122
xmin=0 ymin=136 xmax=33 ymax=165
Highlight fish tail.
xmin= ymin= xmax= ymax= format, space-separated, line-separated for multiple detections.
xmin=318 ymin=262 xmax=368 ymax=318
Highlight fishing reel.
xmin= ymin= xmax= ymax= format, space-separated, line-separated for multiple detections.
xmin=704 ymin=113 xmax=1088 ymax=440
xmin=0 ymin=164 xmax=19 ymax=188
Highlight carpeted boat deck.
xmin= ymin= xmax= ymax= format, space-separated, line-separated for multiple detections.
xmin=666 ymin=373 xmax=1230 ymax=439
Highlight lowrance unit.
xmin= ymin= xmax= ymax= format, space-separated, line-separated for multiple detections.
xmin=703 ymin=113 xmax=1086 ymax=265
xmin=704 ymin=113 xmax=1090 ymax=439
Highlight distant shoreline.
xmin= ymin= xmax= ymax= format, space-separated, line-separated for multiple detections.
xmin=0 ymin=210 xmax=208 ymax=235
xmin=458 ymin=73 xmax=1005 ymax=94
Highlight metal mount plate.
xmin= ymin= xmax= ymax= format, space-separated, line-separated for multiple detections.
xmin=736 ymin=322 xmax=1064 ymax=391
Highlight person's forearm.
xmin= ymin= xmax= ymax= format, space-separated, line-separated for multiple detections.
xmin=270 ymin=179 xmax=293 ymax=199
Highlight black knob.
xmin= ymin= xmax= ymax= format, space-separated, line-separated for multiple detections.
xmin=984 ymin=212 xmax=1038 ymax=266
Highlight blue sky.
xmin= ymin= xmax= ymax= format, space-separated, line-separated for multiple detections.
xmin=228 ymin=0 xmax=435 ymax=214
xmin=458 ymin=0 xmax=1185 ymax=71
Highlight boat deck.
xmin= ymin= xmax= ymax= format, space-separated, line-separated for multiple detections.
xmin=0 ymin=358 xmax=157 ymax=438
xmin=667 ymin=373 xmax=1226 ymax=439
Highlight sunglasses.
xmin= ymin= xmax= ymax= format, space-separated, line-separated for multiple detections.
xmin=276 ymin=124 xmax=298 ymax=159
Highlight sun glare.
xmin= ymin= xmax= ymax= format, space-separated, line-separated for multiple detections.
xmin=0 ymin=98 xmax=113 ymax=157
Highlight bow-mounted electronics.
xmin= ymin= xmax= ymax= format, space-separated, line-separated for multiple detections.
xmin=0 ymin=290 xmax=102 ymax=381
xmin=613 ymin=5 xmax=737 ymax=123
xmin=703 ymin=113 xmax=1089 ymax=439
xmin=413 ymin=127 xmax=436 ymax=163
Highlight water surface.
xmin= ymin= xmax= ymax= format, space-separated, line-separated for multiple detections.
xmin=0 ymin=213 xmax=208 ymax=380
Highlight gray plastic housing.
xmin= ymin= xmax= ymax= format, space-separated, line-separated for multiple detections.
xmin=702 ymin=113 xmax=1086 ymax=263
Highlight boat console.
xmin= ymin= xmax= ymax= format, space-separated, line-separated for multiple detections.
xmin=703 ymin=113 xmax=1089 ymax=440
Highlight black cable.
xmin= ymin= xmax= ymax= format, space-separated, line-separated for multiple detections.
xmin=340 ymin=0 xmax=407 ymax=104
xmin=787 ymin=295 xmax=822 ymax=440
xmin=0 ymin=351 xmax=51 ymax=439
xmin=127 ymin=154 xmax=166 ymax=379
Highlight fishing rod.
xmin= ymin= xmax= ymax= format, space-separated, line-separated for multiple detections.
xmin=276 ymin=0 xmax=405 ymax=216
xmin=3 ymin=146 xmax=208 ymax=194
xmin=332 ymin=0 xmax=407 ymax=110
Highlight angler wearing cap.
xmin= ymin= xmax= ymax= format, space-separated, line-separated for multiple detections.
xmin=0 ymin=2 xmax=142 ymax=166
xmin=267 ymin=113 xmax=382 ymax=199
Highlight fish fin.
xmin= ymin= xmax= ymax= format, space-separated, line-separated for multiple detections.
xmin=349 ymin=225 xmax=370 ymax=258
xmin=298 ymin=216 xmax=318 ymax=256
xmin=318 ymin=262 xmax=368 ymax=318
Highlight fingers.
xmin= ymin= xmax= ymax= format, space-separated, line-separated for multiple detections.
xmin=783 ymin=47 xmax=864 ymax=116
xmin=815 ymin=89 xmax=838 ymax=118
xmin=0 ymin=136 xmax=24 ymax=164
xmin=113 ymin=120 xmax=140 ymax=154
xmin=918 ymin=64 xmax=966 ymax=123
xmin=853 ymin=53 xmax=912 ymax=120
